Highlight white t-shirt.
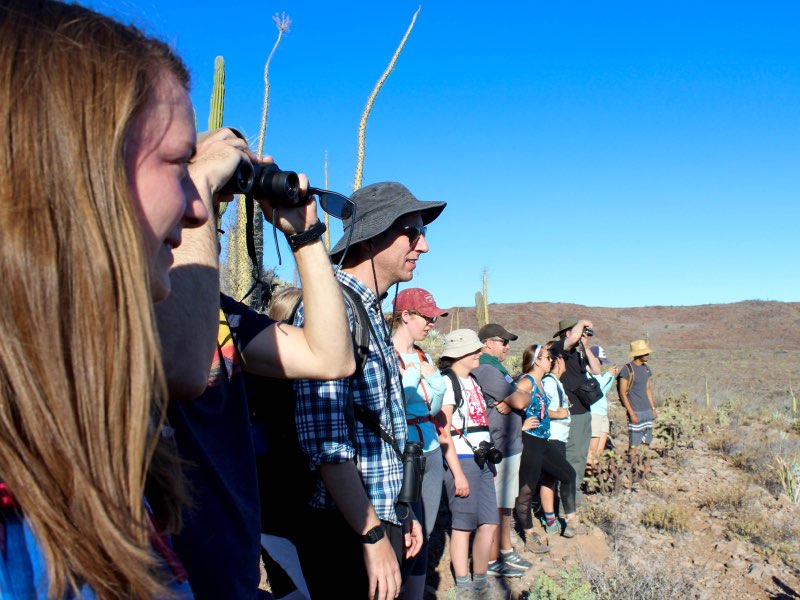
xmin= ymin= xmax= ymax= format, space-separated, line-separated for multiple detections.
xmin=542 ymin=373 xmax=570 ymax=443
xmin=443 ymin=373 xmax=491 ymax=455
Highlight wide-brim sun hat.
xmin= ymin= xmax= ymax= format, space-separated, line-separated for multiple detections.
xmin=329 ymin=182 xmax=446 ymax=259
xmin=628 ymin=339 xmax=653 ymax=359
xmin=441 ymin=329 xmax=484 ymax=359
xmin=553 ymin=316 xmax=579 ymax=338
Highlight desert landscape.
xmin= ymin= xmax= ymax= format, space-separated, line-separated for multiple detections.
xmin=417 ymin=300 xmax=800 ymax=599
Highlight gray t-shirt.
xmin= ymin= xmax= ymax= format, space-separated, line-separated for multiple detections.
xmin=619 ymin=362 xmax=651 ymax=413
xmin=472 ymin=364 xmax=523 ymax=457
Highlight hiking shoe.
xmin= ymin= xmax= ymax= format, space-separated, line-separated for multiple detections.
xmin=561 ymin=523 xmax=577 ymax=538
xmin=501 ymin=549 xmax=532 ymax=569
xmin=542 ymin=518 xmax=561 ymax=535
xmin=524 ymin=534 xmax=550 ymax=554
xmin=487 ymin=559 xmax=525 ymax=578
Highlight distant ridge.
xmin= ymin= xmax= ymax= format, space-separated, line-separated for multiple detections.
xmin=436 ymin=300 xmax=800 ymax=351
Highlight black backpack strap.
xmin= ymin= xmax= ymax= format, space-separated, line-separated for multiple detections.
xmin=442 ymin=369 xmax=463 ymax=410
xmin=339 ymin=283 xmax=371 ymax=373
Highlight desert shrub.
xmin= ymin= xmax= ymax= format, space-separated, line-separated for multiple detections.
xmin=525 ymin=567 xmax=594 ymax=600
xmin=698 ymin=485 xmax=747 ymax=511
xmin=504 ymin=353 xmax=522 ymax=377
xmin=775 ymin=454 xmax=800 ymax=504
xmin=639 ymin=503 xmax=689 ymax=533
xmin=654 ymin=394 xmax=701 ymax=455
xmin=706 ymin=429 xmax=736 ymax=454
xmin=581 ymin=554 xmax=696 ymax=600
xmin=727 ymin=515 xmax=799 ymax=565
xmin=579 ymin=503 xmax=618 ymax=537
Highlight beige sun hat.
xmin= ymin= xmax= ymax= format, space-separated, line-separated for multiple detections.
xmin=442 ymin=329 xmax=485 ymax=359
xmin=628 ymin=339 xmax=653 ymax=359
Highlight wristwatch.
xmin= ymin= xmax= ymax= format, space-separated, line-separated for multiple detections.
xmin=286 ymin=220 xmax=326 ymax=250
xmin=361 ymin=524 xmax=385 ymax=544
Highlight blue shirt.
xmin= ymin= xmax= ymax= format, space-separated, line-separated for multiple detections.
xmin=398 ymin=349 xmax=444 ymax=452
xmin=590 ymin=372 xmax=615 ymax=416
xmin=518 ymin=374 xmax=550 ymax=440
xmin=293 ymin=270 xmax=407 ymax=524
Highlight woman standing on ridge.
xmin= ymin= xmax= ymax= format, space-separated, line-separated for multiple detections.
xmin=388 ymin=288 xmax=448 ymax=599
xmin=514 ymin=343 xmax=580 ymax=541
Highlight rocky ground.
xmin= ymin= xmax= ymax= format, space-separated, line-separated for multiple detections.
xmin=423 ymin=426 xmax=800 ymax=599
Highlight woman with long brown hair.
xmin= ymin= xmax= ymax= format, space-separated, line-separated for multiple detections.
xmin=0 ymin=1 xmax=223 ymax=597
xmin=514 ymin=343 xmax=579 ymax=542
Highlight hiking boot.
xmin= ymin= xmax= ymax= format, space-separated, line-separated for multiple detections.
xmin=474 ymin=581 xmax=509 ymax=600
xmin=501 ymin=549 xmax=532 ymax=569
xmin=487 ymin=559 xmax=525 ymax=578
xmin=524 ymin=533 xmax=550 ymax=554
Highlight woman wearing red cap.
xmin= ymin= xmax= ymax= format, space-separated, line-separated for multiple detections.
xmin=389 ymin=288 xmax=448 ymax=599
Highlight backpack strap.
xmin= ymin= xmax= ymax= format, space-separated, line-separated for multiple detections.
xmin=339 ymin=283 xmax=371 ymax=373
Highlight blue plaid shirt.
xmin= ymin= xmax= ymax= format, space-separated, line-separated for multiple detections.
xmin=293 ymin=270 xmax=407 ymax=524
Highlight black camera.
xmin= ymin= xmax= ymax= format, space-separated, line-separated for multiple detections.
xmin=473 ymin=440 xmax=503 ymax=469
xmin=397 ymin=441 xmax=426 ymax=506
xmin=219 ymin=160 xmax=301 ymax=208
xmin=584 ymin=327 xmax=594 ymax=337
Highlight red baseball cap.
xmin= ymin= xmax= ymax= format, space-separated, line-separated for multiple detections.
xmin=393 ymin=288 xmax=448 ymax=318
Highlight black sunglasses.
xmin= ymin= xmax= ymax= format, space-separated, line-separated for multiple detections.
xmin=307 ymin=187 xmax=354 ymax=220
xmin=393 ymin=224 xmax=427 ymax=244
xmin=488 ymin=337 xmax=509 ymax=347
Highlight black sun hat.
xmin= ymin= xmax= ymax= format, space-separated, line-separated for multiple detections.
xmin=329 ymin=182 xmax=446 ymax=260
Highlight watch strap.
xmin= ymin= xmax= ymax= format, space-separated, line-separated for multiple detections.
xmin=361 ymin=523 xmax=385 ymax=544
xmin=287 ymin=220 xmax=326 ymax=250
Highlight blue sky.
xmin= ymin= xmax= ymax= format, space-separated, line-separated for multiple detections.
xmin=88 ymin=0 xmax=799 ymax=308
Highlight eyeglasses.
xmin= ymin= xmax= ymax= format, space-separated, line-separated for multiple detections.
xmin=488 ymin=337 xmax=509 ymax=347
xmin=393 ymin=224 xmax=427 ymax=245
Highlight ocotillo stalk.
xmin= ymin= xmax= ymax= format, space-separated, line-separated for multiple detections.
xmin=240 ymin=13 xmax=291 ymax=306
xmin=353 ymin=6 xmax=420 ymax=191
xmin=705 ymin=377 xmax=711 ymax=409
xmin=791 ymin=381 xmax=797 ymax=417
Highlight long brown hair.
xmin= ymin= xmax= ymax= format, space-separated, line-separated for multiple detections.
xmin=0 ymin=1 xmax=188 ymax=597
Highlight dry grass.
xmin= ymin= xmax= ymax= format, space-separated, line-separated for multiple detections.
xmin=639 ymin=503 xmax=690 ymax=533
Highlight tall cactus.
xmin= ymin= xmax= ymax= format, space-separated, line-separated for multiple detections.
xmin=353 ymin=6 xmax=420 ymax=191
xmin=482 ymin=269 xmax=489 ymax=323
xmin=208 ymin=56 xmax=227 ymax=216
xmin=475 ymin=292 xmax=488 ymax=329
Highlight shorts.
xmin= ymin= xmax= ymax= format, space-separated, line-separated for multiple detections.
xmin=493 ymin=451 xmax=521 ymax=509
xmin=591 ymin=413 xmax=610 ymax=437
xmin=444 ymin=456 xmax=499 ymax=530
xmin=628 ymin=417 xmax=653 ymax=447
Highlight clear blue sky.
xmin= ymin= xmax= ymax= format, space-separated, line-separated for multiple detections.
xmin=88 ymin=0 xmax=799 ymax=309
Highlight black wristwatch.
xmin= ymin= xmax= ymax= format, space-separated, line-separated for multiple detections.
xmin=286 ymin=220 xmax=326 ymax=250
xmin=361 ymin=524 xmax=385 ymax=544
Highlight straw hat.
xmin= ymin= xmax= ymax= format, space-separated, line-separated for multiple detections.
xmin=628 ymin=339 xmax=653 ymax=359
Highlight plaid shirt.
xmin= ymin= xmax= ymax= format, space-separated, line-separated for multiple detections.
xmin=293 ymin=270 xmax=407 ymax=524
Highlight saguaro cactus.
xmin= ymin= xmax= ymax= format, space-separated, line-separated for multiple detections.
xmin=208 ymin=56 xmax=227 ymax=214
xmin=353 ymin=7 xmax=420 ymax=191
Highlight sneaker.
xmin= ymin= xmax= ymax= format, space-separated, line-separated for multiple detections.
xmin=501 ymin=549 xmax=532 ymax=569
xmin=487 ymin=559 xmax=525 ymax=578
xmin=542 ymin=518 xmax=561 ymax=535
xmin=524 ymin=534 xmax=550 ymax=554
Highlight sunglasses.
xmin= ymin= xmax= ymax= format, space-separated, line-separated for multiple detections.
xmin=488 ymin=337 xmax=509 ymax=347
xmin=393 ymin=224 xmax=427 ymax=245
xmin=409 ymin=311 xmax=437 ymax=324
xmin=307 ymin=187 xmax=354 ymax=220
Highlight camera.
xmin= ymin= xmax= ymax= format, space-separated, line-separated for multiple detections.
xmin=473 ymin=440 xmax=503 ymax=469
xmin=584 ymin=327 xmax=594 ymax=337
xmin=397 ymin=441 xmax=426 ymax=506
xmin=219 ymin=160 xmax=301 ymax=208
